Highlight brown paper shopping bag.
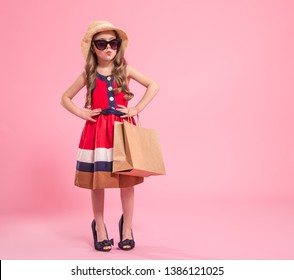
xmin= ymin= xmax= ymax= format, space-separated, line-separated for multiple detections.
xmin=113 ymin=120 xmax=166 ymax=177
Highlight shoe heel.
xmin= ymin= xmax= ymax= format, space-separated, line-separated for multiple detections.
xmin=91 ymin=219 xmax=98 ymax=247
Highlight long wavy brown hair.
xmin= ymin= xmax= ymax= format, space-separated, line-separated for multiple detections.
xmin=84 ymin=31 xmax=133 ymax=108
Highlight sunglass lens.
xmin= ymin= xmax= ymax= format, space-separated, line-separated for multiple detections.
xmin=109 ymin=39 xmax=121 ymax=50
xmin=94 ymin=41 xmax=107 ymax=50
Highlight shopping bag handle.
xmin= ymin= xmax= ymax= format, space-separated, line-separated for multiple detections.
xmin=126 ymin=111 xmax=141 ymax=127
xmin=136 ymin=114 xmax=141 ymax=127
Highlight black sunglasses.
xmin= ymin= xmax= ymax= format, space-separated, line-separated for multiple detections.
xmin=92 ymin=38 xmax=122 ymax=51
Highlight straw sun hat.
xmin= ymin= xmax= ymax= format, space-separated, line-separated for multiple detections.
xmin=81 ymin=21 xmax=128 ymax=60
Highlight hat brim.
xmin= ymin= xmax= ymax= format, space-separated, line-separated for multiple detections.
xmin=81 ymin=21 xmax=128 ymax=60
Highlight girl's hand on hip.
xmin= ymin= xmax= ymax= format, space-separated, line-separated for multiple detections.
xmin=78 ymin=108 xmax=101 ymax=122
xmin=118 ymin=105 xmax=139 ymax=118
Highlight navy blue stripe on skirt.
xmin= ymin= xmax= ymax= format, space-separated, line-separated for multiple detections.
xmin=76 ymin=161 xmax=112 ymax=172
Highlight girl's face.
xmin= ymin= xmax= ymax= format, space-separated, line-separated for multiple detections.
xmin=92 ymin=30 xmax=120 ymax=62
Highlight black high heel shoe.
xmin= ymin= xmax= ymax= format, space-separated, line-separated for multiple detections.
xmin=118 ymin=214 xmax=135 ymax=250
xmin=91 ymin=219 xmax=114 ymax=252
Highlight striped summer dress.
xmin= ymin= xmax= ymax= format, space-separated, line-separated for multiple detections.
xmin=75 ymin=72 xmax=144 ymax=189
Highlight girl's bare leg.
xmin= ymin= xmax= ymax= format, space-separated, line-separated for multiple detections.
xmin=120 ymin=186 xmax=135 ymax=249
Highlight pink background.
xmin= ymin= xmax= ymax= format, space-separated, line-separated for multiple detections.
xmin=1 ymin=0 xmax=294 ymax=259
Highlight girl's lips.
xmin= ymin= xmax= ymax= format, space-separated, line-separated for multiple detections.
xmin=106 ymin=51 xmax=112 ymax=55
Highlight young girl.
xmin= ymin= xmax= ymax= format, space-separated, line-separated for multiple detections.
xmin=61 ymin=21 xmax=159 ymax=251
